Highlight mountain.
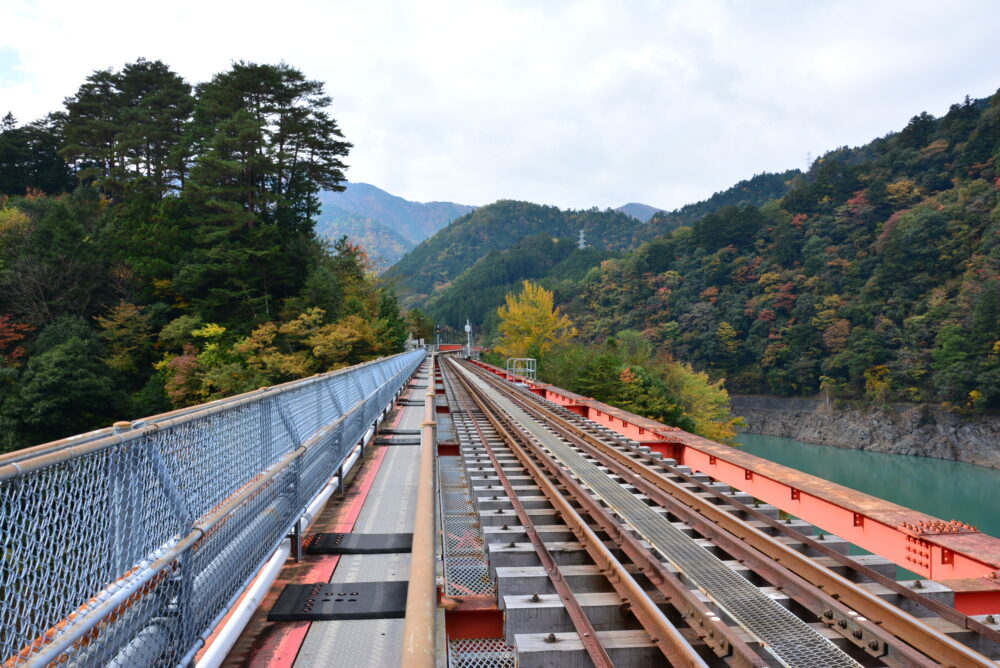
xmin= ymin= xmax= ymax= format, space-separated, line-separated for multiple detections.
xmin=389 ymin=172 xmax=800 ymax=325
xmin=616 ymin=202 xmax=663 ymax=221
xmin=565 ymin=91 xmax=1000 ymax=410
xmin=424 ymin=234 xmax=615 ymax=332
xmin=385 ymin=201 xmax=646 ymax=307
xmin=316 ymin=183 xmax=475 ymax=266
xmin=314 ymin=212 xmax=415 ymax=269
xmin=646 ymin=171 xmax=800 ymax=235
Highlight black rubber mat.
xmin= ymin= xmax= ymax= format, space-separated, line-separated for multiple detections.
xmin=268 ymin=581 xmax=408 ymax=621
xmin=307 ymin=532 xmax=413 ymax=554
xmin=374 ymin=438 xmax=420 ymax=446
xmin=378 ymin=429 xmax=420 ymax=435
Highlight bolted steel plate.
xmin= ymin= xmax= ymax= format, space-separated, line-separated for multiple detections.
xmin=268 ymin=581 xmax=409 ymax=621
xmin=307 ymin=532 xmax=413 ymax=554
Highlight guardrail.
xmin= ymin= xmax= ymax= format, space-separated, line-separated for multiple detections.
xmin=0 ymin=349 xmax=426 ymax=667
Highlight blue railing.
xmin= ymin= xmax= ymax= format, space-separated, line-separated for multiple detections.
xmin=0 ymin=349 xmax=425 ymax=667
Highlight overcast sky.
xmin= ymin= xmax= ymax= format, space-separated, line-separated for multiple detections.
xmin=1 ymin=0 xmax=998 ymax=211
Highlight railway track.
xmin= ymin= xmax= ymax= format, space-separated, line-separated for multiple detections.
xmin=440 ymin=355 xmax=1000 ymax=667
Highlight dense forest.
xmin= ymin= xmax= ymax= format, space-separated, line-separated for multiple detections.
xmin=568 ymin=92 xmax=1000 ymax=411
xmin=398 ymin=91 xmax=1000 ymax=414
xmin=0 ymin=59 xmax=407 ymax=452
xmin=386 ymin=201 xmax=646 ymax=306
xmin=393 ymin=171 xmax=799 ymax=324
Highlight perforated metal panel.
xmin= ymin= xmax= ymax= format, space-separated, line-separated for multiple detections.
xmin=439 ymin=455 xmax=493 ymax=596
xmin=448 ymin=637 xmax=516 ymax=668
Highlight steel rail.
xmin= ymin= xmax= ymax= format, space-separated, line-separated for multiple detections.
xmin=447 ymin=358 xmax=751 ymax=668
xmin=447 ymin=366 xmax=614 ymax=667
xmin=512 ymin=384 xmax=1000 ymax=647
xmin=466 ymin=360 xmax=998 ymax=668
xmin=508 ymin=392 xmax=938 ymax=667
xmin=448 ymin=359 xmax=708 ymax=667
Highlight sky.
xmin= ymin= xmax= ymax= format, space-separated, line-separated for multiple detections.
xmin=1 ymin=0 xmax=998 ymax=211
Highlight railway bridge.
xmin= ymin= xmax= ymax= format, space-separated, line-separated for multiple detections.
xmin=1 ymin=350 xmax=999 ymax=666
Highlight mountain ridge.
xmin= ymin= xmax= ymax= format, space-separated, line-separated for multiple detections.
xmin=316 ymin=182 xmax=475 ymax=266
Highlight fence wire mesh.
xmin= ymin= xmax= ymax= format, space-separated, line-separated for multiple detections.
xmin=0 ymin=350 xmax=425 ymax=667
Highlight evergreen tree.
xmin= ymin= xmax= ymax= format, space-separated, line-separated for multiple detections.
xmin=0 ymin=113 xmax=73 ymax=195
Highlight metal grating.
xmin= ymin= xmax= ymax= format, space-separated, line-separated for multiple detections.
xmin=437 ymin=373 xmax=498 ymax=598
xmin=438 ymin=454 xmax=494 ymax=596
xmin=448 ymin=638 xmax=516 ymax=668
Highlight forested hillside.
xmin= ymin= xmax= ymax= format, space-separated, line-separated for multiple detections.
xmin=393 ymin=171 xmax=802 ymax=336
xmin=386 ymin=201 xmax=644 ymax=306
xmin=645 ymin=171 xmax=799 ymax=236
xmin=570 ymin=93 xmax=1000 ymax=410
xmin=314 ymin=210 xmax=415 ymax=269
xmin=0 ymin=59 xmax=407 ymax=452
xmin=425 ymin=235 xmax=614 ymax=332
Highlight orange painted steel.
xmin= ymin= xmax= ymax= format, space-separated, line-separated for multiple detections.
xmin=483 ymin=373 xmax=993 ymax=667
xmin=444 ymin=609 xmax=504 ymax=639
xmin=472 ymin=360 xmax=1000 ymax=612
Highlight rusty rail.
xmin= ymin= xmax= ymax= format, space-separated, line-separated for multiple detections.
xmin=464 ymin=359 xmax=999 ymax=667
xmin=449 ymin=367 xmax=614 ymax=666
xmin=447 ymin=357 xmax=740 ymax=667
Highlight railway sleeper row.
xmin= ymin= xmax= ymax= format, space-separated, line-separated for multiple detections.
xmin=439 ymin=358 xmax=1000 ymax=667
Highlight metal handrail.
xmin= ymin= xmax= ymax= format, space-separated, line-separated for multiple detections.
xmin=0 ymin=350 xmax=425 ymax=667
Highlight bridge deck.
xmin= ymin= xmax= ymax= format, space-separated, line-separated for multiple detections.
xmin=219 ymin=361 xmax=432 ymax=667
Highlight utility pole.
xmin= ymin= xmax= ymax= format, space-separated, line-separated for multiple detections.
xmin=464 ymin=319 xmax=472 ymax=358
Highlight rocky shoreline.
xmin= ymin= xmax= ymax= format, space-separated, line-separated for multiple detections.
xmin=731 ymin=395 xmax=1000 ymax=471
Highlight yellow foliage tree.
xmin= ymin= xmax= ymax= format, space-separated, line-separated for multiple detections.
xmin=236 ymin=308 xmax=383 ymax=378
xmin=495 ymin=281 xmax=576 ymax=359
xmin=658 ymin=358 xmax=744 ymax=444
xmin=95 ymin=301 xmax=153 ymax=373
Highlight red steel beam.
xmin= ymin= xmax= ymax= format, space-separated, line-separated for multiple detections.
xmin=471 ymin=360 xmax=1000 ymax=612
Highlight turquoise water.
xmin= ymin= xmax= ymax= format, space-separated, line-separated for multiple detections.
xmin=737 ymin=433 xmax=1000 ymax=541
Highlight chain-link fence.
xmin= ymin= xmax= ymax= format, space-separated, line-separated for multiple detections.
xmin=0 ymin=350 xmax=425 ymax=667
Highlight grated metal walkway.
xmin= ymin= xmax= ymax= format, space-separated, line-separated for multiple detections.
xmin=291 ymin=365 xmax=430 ymax=668
xmin=457 ymin=365 xmax=862 ymax=668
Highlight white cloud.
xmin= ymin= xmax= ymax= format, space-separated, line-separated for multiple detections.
xmin=0 ymin=0 xmax=997 ymax=210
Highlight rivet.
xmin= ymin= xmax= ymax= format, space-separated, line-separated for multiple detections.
xmin=530 ymin=593 xmax=541 ymax=602
xmin=544 ymin=633 xmax=557 ymax=643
